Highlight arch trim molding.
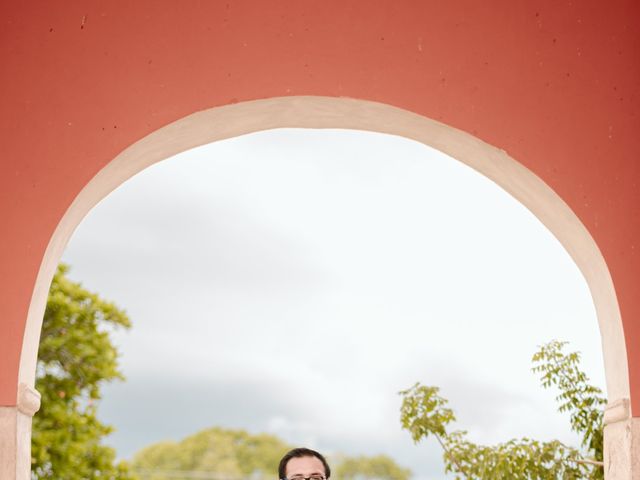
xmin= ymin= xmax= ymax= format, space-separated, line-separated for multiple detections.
xmin=18 ymin=95 xmax=630 ymax=411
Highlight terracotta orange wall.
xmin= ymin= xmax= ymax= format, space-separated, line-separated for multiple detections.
xmin=1 ymin=1 xmax=639 ymax=411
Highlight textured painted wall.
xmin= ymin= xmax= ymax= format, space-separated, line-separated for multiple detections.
xmin=1 ymin=1 xmax=638 ymax=411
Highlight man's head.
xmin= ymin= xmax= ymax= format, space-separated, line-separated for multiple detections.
xmin=278 ymin=447 xmax=331 ymax=480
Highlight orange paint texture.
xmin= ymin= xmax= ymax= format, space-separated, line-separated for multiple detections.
xmin=0 ymin=1 xmax=639 ymax=412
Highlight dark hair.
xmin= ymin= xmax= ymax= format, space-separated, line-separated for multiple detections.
xmin=278 ymin=447 xmax=331 ymax=479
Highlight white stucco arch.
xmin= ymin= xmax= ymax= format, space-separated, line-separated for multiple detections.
xmin=14 ymin=96 xmax=631 ymax=477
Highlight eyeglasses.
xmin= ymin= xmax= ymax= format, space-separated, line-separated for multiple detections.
xmin=283 ymin=476 xmax=326 ymax=480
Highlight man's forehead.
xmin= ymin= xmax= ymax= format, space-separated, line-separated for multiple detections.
xmin=286 ymin=455 xmax=326 ymax=475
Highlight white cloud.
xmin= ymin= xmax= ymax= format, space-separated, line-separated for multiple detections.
xmin=63 ymin=129 xmax=605 ymax=479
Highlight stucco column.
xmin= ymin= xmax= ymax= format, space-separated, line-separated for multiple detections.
xmin=0 ymin=384 xmax=40 ymax=480
xmin=604 ymin=398 xmax=640 ymax=479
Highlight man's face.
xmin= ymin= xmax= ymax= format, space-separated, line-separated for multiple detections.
xmin=285 ymin=455 xmax=326 ymax=480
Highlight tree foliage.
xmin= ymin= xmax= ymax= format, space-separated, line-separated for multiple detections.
xmin=32 ymin=264 xmax=135 ymax=479
xmin=399 ymin=340 xmax=606 ymax=479
xmin=132 ymin=427 xmax=291 ymax=479
xmin=531 ymin=340 xmax=605 ymax=462
xmin=132 ymin=426 xmax=411 ymax=480
xmin=333 ymin=453 xmax=411 ymax=480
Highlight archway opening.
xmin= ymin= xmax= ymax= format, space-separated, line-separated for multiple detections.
xmin=54 ymin=127 xmax=606 ymax=478
xmin=17 ymin=97 xmax=628 ymax=479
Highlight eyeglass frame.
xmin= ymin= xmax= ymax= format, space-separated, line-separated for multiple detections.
xmin=281 ymin=476 xmax=327 ymax=480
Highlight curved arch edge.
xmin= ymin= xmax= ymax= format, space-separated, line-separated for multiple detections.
xmin=18 ymin=96 xmax=631 ymax=414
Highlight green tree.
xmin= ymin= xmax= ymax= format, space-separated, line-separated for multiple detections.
xmin=132 ymin=426 xmax=412 ymax=480
xmin=399 ymin=340 xmax=606 ymax=479
xmin=132 ymin=427 xmax=291 ymax=479
xmin=333 ymin=453 xmax=411 ymax=480
xmin=32 ymin=264 xmax=135 ymax=479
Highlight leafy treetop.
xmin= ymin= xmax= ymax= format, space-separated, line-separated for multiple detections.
xmin=399 ymin=340 xmax=606 ymax=480
xmin=32 ymin=263 xmax=134 ymax=479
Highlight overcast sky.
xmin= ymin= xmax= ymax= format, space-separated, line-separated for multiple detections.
xmin=61 ymin=128 xmax=606 ymax=480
